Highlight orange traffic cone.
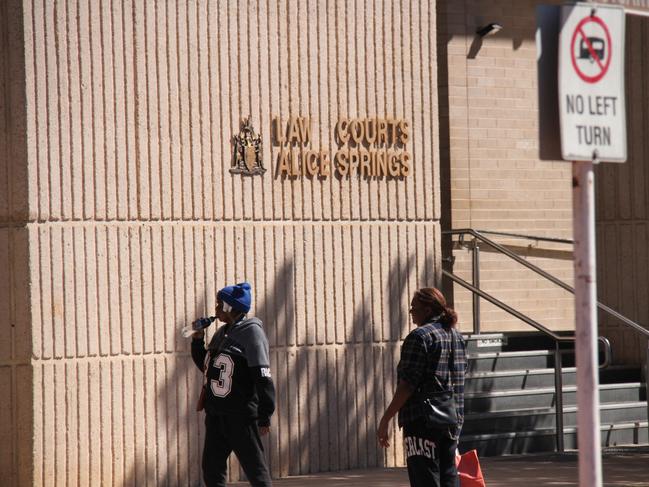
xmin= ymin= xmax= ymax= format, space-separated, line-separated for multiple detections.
xmin=455 ymin=449 xmax=486 ymax=487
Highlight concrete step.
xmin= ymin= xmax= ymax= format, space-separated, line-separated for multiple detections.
xmin=463 ymin=402 xmax=648 ymax=435
xmin=465 ymin=367 xmax=577 ymax=392
xmin=460 ymin=421 xmax=649 ymax=457
xmin=464 ymin=382 xmax=644 ymax=412
xmin=464 ymin=332 xmax=608 ymax=368
xmin=464 ymin=365 xmax=640 ymax=393
xmin=461 ymin=332 xmax=647 ymax=457
xmin=467 ymin=350 xmax=555 ymax=372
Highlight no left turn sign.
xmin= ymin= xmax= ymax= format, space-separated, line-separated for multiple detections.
xmin=558 ymin=3 xmax=626 ymax=162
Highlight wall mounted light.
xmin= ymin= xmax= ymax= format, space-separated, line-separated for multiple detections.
xmin=476 ymin=22 xmax=503 ymax=37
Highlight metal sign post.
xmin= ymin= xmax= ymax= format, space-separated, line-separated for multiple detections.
xmin=560 ymin=5 xmax=625 ymax=486
xmin=537 ymin=3 xmax=627 ymax=487
xmin=560 ymin=4 xmax=626 ymax=487
xmin=572 ymin=157 xmax=602 ymax=487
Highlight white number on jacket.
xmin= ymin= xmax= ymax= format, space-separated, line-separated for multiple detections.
xmin=211 ymin=354 xmax=234 ymax=397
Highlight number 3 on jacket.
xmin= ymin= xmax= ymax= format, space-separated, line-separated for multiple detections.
xmin=210 ymin=354 xmax=234 ymax=397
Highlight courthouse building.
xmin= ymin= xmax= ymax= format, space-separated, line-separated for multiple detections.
xmin=1 ymin=0 xmax=648 ymax=485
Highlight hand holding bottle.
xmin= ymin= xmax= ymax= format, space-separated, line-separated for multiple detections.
xmin=181 ymin=316 xmax=216 ymax=338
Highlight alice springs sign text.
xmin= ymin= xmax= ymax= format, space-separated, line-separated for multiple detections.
xmin=273 ymin=116 xmax=412 ymax=178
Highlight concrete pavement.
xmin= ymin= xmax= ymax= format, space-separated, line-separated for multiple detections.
xmin=478 ymin=449 xmax=649 ymax=487
xmin=232 ymin=447 xmax=649 ymax=486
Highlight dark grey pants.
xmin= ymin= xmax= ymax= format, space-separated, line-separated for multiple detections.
xmin=202 ymin=413 xmax=272 ymax=487
xmin=403 ymin=420 xmax=459 ymax=487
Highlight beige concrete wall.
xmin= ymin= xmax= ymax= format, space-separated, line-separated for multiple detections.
xmin=0 ymin=0 xmax=29 ymax=224
xmin=596 ymin=14 xmax=649 ymax=365
xmin=0 ymin=226 xmax=33 ymax=487
xmin=440 ymin=0 xmax=576 ymax=333
xmin=1 ymin=1 xmax=34 ymax=486
xmin=5 ymin=0 xmax=441 ymax=485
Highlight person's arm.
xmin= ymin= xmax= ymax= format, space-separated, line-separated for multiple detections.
xmin=251 ymin=366 xmax=276 ymax=433
xmin=191 ymin=332 xmax=207 ymax=371
xmin=377 ymin=380 xmax=415 ymax=447
xmin=377 ymin=331 xmax=428 ymax=448
xmin=244 ymin=323 xmax=276 ymax=435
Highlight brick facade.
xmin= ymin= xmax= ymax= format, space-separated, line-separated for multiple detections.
xmin=440 ymin=0 xmax=575 ymax=333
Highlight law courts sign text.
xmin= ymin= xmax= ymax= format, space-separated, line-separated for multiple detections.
xmin=272 ymin=116 xmax=412 ymax=178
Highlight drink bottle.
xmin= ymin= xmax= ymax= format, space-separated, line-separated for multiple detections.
xmin=181 ymin=316 xmax=216 ymax=338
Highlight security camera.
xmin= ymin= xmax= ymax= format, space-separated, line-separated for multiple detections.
xmin=476 ymin=23 xmax=503 ymax=37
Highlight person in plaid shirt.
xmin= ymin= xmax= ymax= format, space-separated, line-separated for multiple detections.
xmin=378 ymin=287 xmax=467 ymax=487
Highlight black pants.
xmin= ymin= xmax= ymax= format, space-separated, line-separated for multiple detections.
xmin=403 ymin=420 xmax=458 ymax=487
xmin=202 ymin=413 xmax=272 ymax=487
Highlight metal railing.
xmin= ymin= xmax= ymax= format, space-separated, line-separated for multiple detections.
xmin=444 ymin=269 xmax=611 ymax=452
xmin=443 ymin=228 xmax=649 ymax=452
xmin=473 ymin=229 xmax=574 ymax=245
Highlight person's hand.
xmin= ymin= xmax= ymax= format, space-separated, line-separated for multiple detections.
xmin=259 ymin=426 xmax=270 ymax=436
xmin=192 ymin=330 xmax=204 ymax=339
xmin=377 ymin=416 xmax=391 ymax=448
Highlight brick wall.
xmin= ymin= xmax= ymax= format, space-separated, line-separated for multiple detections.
xmin=440 ymin=0 xmax=576 ymax=333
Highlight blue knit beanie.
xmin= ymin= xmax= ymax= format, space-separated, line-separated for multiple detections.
xmin=217 ymin=282 xmax=252 ymax=314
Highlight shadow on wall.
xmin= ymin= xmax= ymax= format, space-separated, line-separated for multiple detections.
xmin=118 ymin=293 xmax=209 ymax=487
xmin=120 ymin=250 xmax=422 ymax=485
xmin=119 ymin=261 xmax=297 ymax=486
xmin=276 ymin=254 xmax=419 ymax=478
xmin=467 ymin=36 xmax=483 ymax=59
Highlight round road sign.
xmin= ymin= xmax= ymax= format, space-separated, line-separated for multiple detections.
xmin=570 ymin=15 xmax=612 ymax=84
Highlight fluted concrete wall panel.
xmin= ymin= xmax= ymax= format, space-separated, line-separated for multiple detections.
xmin=15 ymin=0 xmax=440 ymax=484
xmin=23 ymin=0 xmax=438 ymax=223
xmin=30 ymin=222 xmax=437 ymax=353
xmin=29 ymin=344 xmax=418 ymax=485
xmin=1 ymin=0 xmax=29 ymax=222
xmin=28 ymin=222 xmax=438 ymax=484
xmin=0 ymin=1 xmax=8 ymax=221
xmin=0 ymin=226 xmax=33 ymax=486
xmin=0 ymin=231 xmax=11 ymax=362
xmin=0 ymin=364 xmax=33 ymax=487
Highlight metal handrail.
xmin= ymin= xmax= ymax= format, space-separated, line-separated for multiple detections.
xmin=444 ymin=270 xmax=612 ymax=366
xmin=442 ymin=269 xmax=611 ymax=452
xmin=475 ymin=229 xmax=574 ymax=245
xmin=442 ymin=228 xmax=649 ymax=452
xmin=445 ymin=228 xmax=649 ymax=339
xmin=445 ymin=271 xmax=571 ymax=342
xmin=444 ymin=268 xmax=612 ymax=453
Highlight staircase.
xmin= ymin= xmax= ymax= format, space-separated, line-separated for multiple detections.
xmin=459 ymin=332 xmax=649 ymax=456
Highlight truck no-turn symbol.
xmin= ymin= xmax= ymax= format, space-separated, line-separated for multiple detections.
xmin=570 ymin=14 xmax=612 ymax=83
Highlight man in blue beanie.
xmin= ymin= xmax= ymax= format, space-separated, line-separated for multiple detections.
xmin=191 ymin=282 xmax=276 ymax=486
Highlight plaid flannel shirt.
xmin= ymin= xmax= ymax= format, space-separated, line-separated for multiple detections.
xmin=397 ymin=322 xmax=467 ymax=439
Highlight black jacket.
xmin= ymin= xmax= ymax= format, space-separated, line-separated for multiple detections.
xmin=192 ymin=317 xmax=276 ymax=426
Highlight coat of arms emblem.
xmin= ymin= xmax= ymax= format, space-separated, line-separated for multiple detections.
xmin=231 ymin=117 xmax=266 ymax=176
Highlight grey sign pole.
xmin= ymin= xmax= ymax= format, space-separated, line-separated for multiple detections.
xmin=562 ymin=5 xmax=625 ymax=485
xmin=572 ymin=157 xmax=603 ymax=487
xmin=538 ymin=4 xmax=627 ymax=486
